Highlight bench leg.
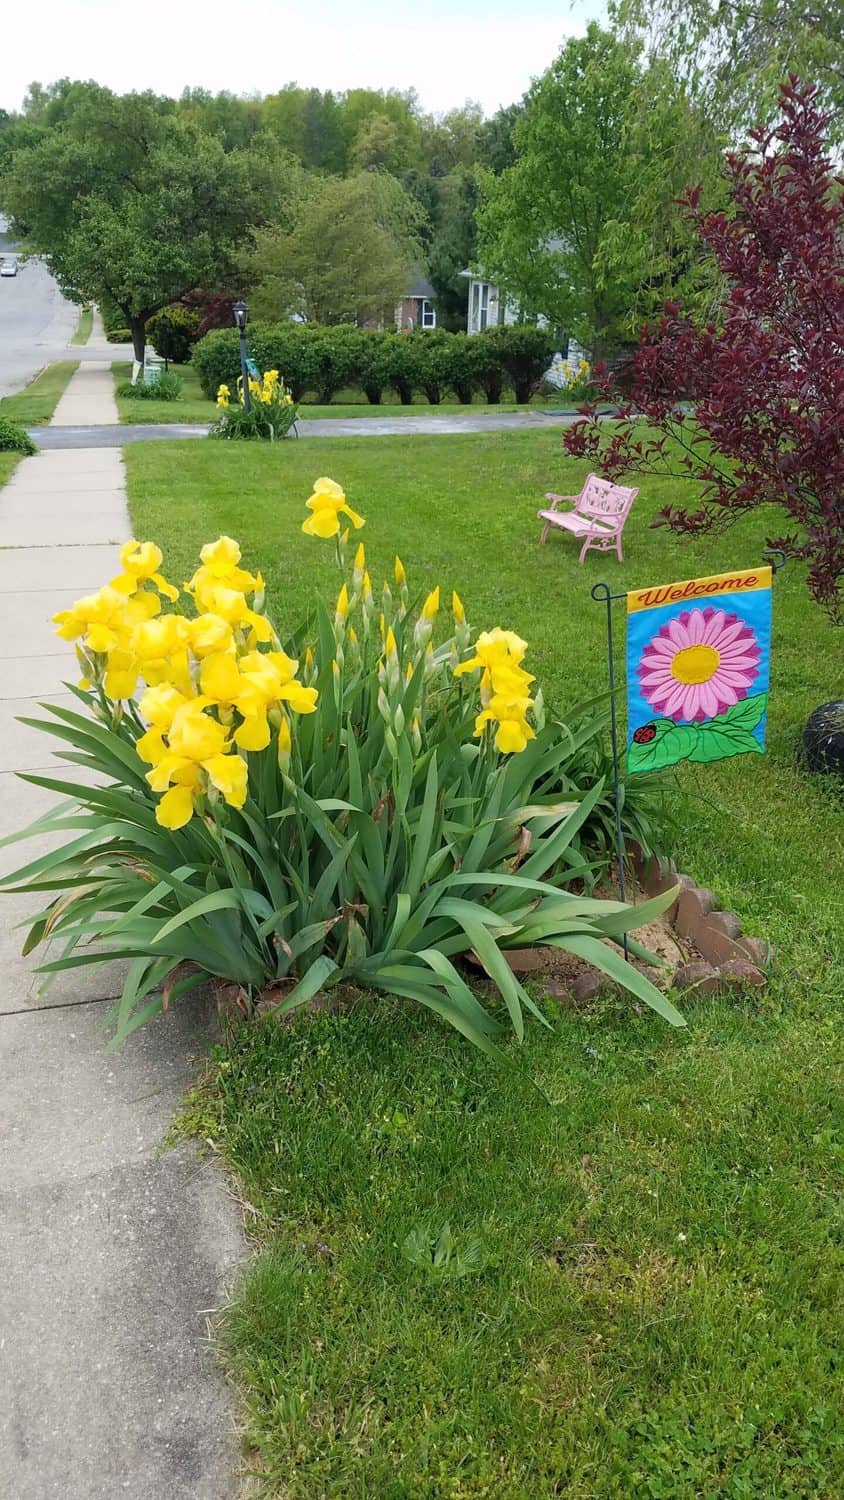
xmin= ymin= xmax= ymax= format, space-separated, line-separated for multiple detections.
xmin=615 ymin=532 xmax=623 ymax=562
xmin=540 ymin=522 xmax=550 ymax=545
xmin=578 ymin=536 xmax=592 ymax=565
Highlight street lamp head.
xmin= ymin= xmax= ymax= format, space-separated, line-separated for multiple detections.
xmin=233 ymin=299 xmax=249 ymax=332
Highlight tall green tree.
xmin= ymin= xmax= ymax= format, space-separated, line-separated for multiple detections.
xmin=424 ymin=171 xmax=480 ymax=330
xmin=3 ymin=87 xmax=296 ymax=361
xmin=476 ymin=24 xmax=725 ymax=354
xmin=613 ymin=0 xmax=844 ymax=136
xmin=244 ymin=171 xmax=425 ymax=326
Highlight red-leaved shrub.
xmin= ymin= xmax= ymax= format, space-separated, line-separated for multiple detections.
xmin=565 ymin=79 xmax=844 ymax=623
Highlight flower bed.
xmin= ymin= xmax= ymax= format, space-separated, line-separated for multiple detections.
xmin=2 ymin=478 xmax=686 ymax=1051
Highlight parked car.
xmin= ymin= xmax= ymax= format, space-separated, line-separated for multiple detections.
xmin=0 ymin=258 xmax=18 ymax=277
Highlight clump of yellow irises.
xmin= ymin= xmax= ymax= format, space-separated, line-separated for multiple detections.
xmin=216 ymin=369 xmax=294 ymax=410
xmin=54 ymin=535 xmax=316 ymax=830
xmin=52 ymin=479 xmax=540 ymax=830
xmin=302 ymin=477 xmax=540 ymax=757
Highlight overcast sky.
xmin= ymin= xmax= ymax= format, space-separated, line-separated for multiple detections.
xmin=4 ymin=0 xmax=605 ymax=117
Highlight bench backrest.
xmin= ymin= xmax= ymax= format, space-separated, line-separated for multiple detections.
xmin=578 ymin=473 xmax=638 ymax=520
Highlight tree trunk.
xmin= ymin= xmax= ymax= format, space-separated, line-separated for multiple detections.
xmin=129 ymin=316 xmax=147 ymax=366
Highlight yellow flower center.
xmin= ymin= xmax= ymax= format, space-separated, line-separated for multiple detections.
xmin=670 ymin=644 xmax=720 ymax=685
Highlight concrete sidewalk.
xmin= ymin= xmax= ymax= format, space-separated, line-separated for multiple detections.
xmin=0 ymin=444 xmax=243 ymax=1498
xmin=50 ymin=357 xmax=119 ymax=427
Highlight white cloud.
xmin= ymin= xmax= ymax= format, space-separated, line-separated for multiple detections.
xmin=4 ymin=2 xmax=586 ymax=116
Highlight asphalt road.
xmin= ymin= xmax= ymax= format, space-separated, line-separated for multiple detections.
xmin=0 ymin=220 xmax=84 ymax=396
xmin=28 ymin=410 xmax=583 ymax=448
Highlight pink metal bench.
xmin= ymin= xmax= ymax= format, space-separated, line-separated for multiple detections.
xmin=538 ymin=473 xmax=639 ymax=563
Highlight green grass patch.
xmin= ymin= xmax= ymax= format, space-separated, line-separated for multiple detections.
xmin=112 ymin=361 xmax=584 ymax=425
xmin=0 ymin=452 xmax=25 ymax=486
xmin=0 ymin=361 xmax=78 ymax=425
xmin=126 ymin=431 xmax=843 ymax=1496
xmin=112 ymin=361 xmax=212 ymax=424
xmin=70 ymin=306 xmax=93 ymax=345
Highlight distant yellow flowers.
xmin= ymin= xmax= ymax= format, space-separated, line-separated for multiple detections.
xmin=216 ymin=370 xmax=295 ymax=411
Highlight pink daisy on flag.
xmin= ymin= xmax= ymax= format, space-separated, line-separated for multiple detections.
xmin=637 ymin=607 xmax=761 ymax=723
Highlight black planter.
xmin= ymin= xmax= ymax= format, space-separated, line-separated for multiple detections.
xmin=803 ymin=700 xmax=844 ymax=775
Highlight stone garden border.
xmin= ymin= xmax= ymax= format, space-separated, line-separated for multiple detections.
xmin=497 ymin=845 xmax=772 ymax=1007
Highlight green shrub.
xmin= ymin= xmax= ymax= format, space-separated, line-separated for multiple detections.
xmin=356 ymin=331 xmax=395 ymax=404
xmin=413 ymin=331 xmax=454 ymax=405
xmin=191 ymin=327 xmax=243 ymax=398
xmin=116 ymin=372 xmax=183 ymax=401
xmin=148 ymin=306 xmax=201 ymax=364
xmin=309 ymin=325 xmax=363 ymax=404
xmin=0 ymin=416 xmax=37 ymax=454
xmin=498 ymin=323 xmax=557 ymax=402
xmin=2 ymin=501 xmax=683 ymax=1051
xmin=193 ymin=325 xmax=324 ymax=404
xmin=191 ymin=322 xmax=562 ymax=409
xmin=106 ymin=328 xmax=132 ymax=344
xmin=250 ymin=327 xmax=324 ymax=402
xmin=472 ymin=327 xmax=508 ymax=403
xmin=445 ymin=332 xmax=480 ymax=404
xmin=383 ymin=333 xmax=422 ymax=404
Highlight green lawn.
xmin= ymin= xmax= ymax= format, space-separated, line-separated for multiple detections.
xmin=112 ymin=360 xmax=585 ymax=425
xmin=0 ymin=452 xmax=25 ymax=486
xmin=112 ymin=361 xmax=215 ymax=424
xmin=0 ymin=361 xmax=78 ymax=425
xmin=70 ymin=306 xmax=93 ymax=345
xmin=126 ymin=432 xmax=843 ymax=1498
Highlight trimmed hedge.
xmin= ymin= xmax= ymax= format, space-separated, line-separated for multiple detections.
xmin=192 ymin=323 xmax=559 ymax=406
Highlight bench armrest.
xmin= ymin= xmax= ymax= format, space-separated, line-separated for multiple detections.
xmin=543 ymin=492 xmax=579 ymax=511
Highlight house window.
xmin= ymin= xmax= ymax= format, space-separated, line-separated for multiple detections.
xmin=421 ymin=299 xmax=436 ymax=329
xmin=479 ymin=282 xmax=490 ymax=331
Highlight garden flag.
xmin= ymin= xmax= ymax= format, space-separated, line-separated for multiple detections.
xmin=626 ymin=566 xmax=772 ymax=774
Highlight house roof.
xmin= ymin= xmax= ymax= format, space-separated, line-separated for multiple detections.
xmin=406 ymin=274 xmax=436 ymax=299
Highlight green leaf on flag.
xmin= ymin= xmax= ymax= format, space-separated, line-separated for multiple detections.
xmin=627 ymin=718 xmax=699 ymax=773
xmin=685 ymin=693 xmax=768 ymax=763
xmin=628 ymin=692 xmax=768 ymax=772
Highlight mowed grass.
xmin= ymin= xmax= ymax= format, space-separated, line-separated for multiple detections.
xmin=112 ymin=361 xmax=216 ymax=424
xmin=0 ymin=453 xmax=25 ymax=486
xmin=70 ymin=305 xmax=93 ymax=345
xmin=112 ymin=359 xmax=584 ymax=424
xmin=126 ymin=432 xmax=843 ymax=1497
xmin=0 ymin=361 xmax=78 ymax=425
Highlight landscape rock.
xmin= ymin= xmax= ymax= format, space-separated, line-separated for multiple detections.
xmin=673 ymin=960 xmax=721 ymax=995
xmin=641 ymin=854 xmax=679 ymax=898
xmin=737 ymin=935 xmax=771 ymax=969
xmin=718 ymin=957 xmax=768 ymax=992
xmin=693 ymin=909 xmax=745 ymax=966
xmin=570 ymin=971 xmax=613 ymax=1004
xmin=675 ymin=884 xmax=718 ymax=938
xmin=503 ymin=947 xmax=545 ymax=974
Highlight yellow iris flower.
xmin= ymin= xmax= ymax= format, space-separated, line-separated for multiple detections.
xmin=301 ymin=477 xmax=365 ymax=538
xmin=188 ymin=535 xmax=261 ymax=600
xmin=455 ymin=627 xmax=536 ymax=755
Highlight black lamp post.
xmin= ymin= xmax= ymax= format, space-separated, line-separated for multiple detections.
xmin=233 ymin=299 xmax=251 ymax=412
